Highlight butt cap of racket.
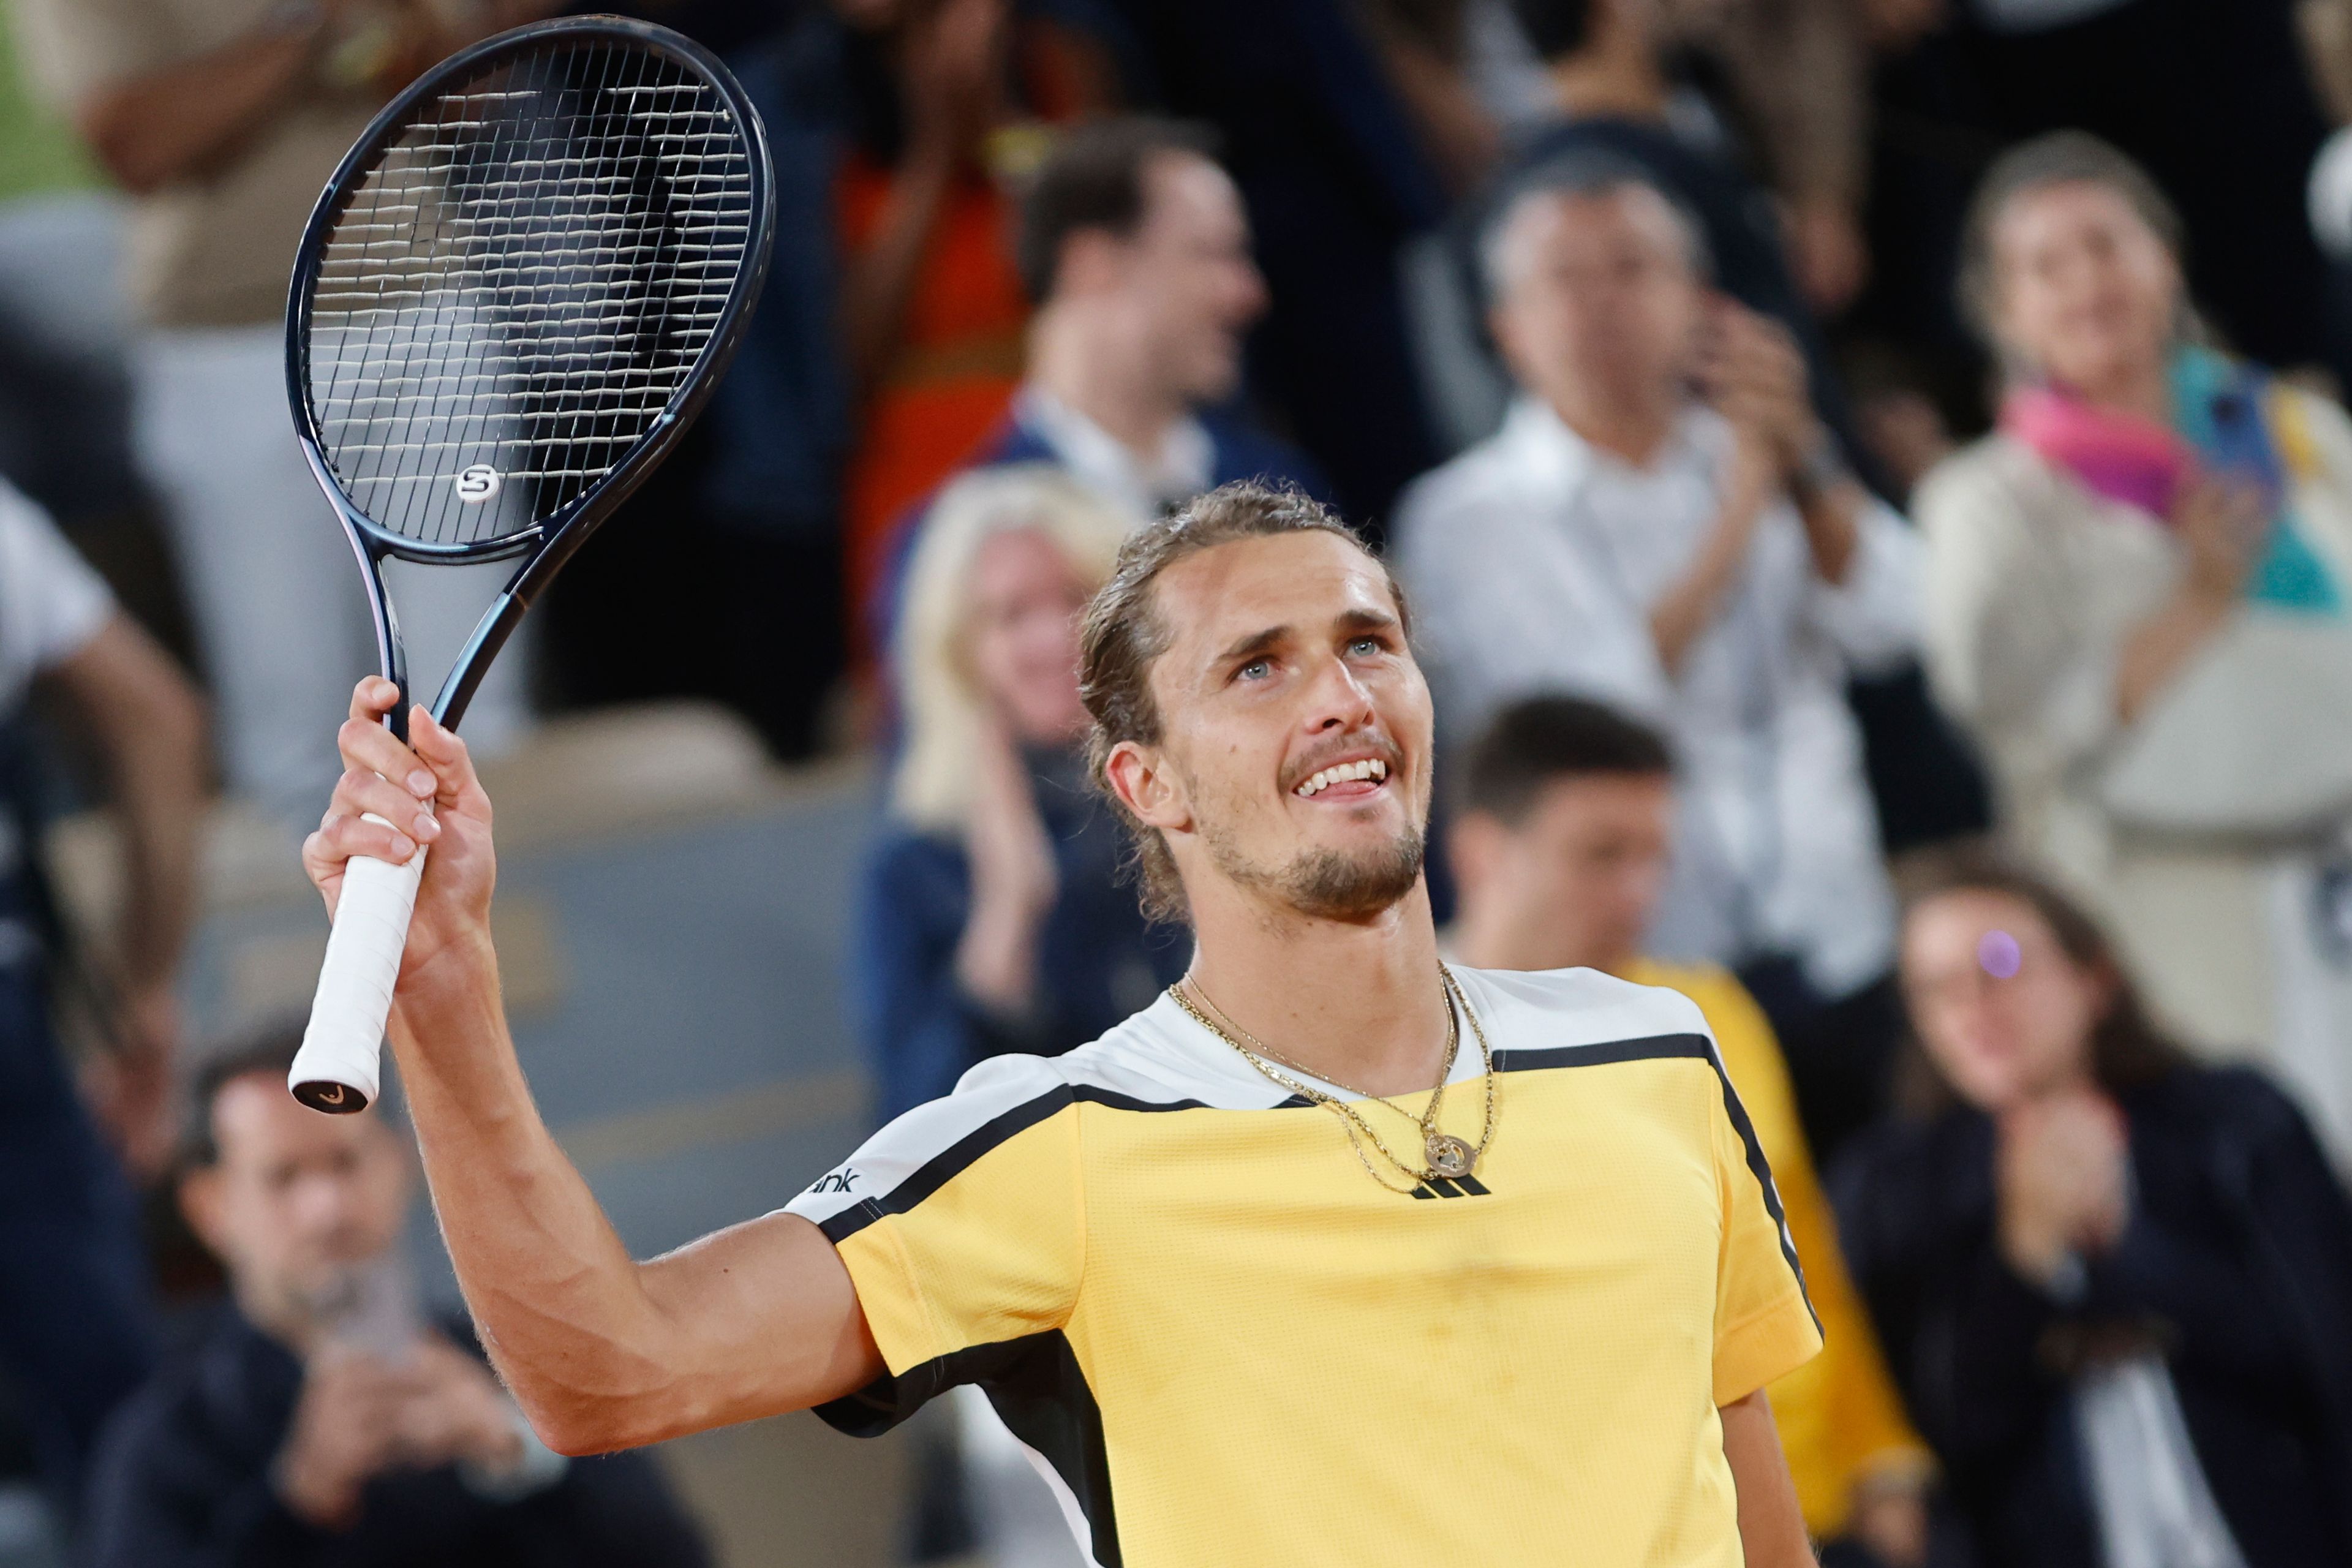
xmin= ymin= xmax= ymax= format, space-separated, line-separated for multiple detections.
xmin=290 ymin=824 xmax=424 ymax=1114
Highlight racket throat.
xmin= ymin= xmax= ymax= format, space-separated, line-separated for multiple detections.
xmin=429 ymin=590 xmax=528 ymax=731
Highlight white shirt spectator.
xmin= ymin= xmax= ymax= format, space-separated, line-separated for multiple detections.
xmin=0 ymin=479 xmax=113 ymax=717
xmin=0 ymin=479 xmax=115 ymax=883
xmin=1395 ymin=396 xmax=1920 ymax=996
xmin=1015 ymin=385 xmax=1214 ymax=522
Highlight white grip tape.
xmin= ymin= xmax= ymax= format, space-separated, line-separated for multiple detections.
xmin=290 ymin=813 xmax=426 ymax=1112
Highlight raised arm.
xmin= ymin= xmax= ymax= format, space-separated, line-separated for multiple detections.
xmin=303 ymin=679 xmax=882 ymax=1455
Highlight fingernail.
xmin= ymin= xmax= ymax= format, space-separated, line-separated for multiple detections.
xmin=413 ymin=813 xmax=439 ymax=840
xmin=389 ymin=834 xmax=415 ymax=859
xmin=409 ymin=770 xmax=435 ymax=796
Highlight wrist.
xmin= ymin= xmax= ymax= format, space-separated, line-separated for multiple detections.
xmin=1998 ymin=1205 xmax=2062 ymax=1279
xmin=1785 ymin=429 xmax=1847 ymax=503
xmin=954 ymin=931 xmax=1040 ymax=1016
xmin=389 ymin=927 xmax=502 ymax=1025
xmin=271 ymin=1448 xmax=358 ymax=1529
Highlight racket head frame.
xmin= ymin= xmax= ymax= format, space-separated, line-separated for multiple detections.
xmin=284 ymin=15 xmax=776 ymax=735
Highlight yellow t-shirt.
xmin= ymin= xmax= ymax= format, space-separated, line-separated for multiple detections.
xmin=787 ymin=965 xmax=1821 ymax=1567
xmin=1626 ymin=959 xmax=1930 ymax=1538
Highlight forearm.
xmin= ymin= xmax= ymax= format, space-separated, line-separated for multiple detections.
xmin=55 ymin=619 xmax=205 ymax=993
xmin=1793 ymin=476 xmax=1863 ymax=585
xmin=81 ymin=21 xmax=322 ymax=194
xmin=953 ymin=897 xmax=1044 ymax=1017
xmin=1721 ymin=1390 xmax=1815 ymax=1568
xmin=385 ymin=939 xmax=677 ymax=1450
xmin=1651 ymin=491 xmax=1767 ymax=676
xmin=386 ymin=940 xmax=878 ymax=1450
xmin=841 ymin=152 xmax=957 ymax=401
xmin=110 ymin=722 xmax=203 ymax=995
xmin=1709 ymin=0 xmax=1866 ymax=209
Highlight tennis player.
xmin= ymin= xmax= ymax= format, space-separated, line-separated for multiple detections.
xmin=305 ymin=482 xmax=1822 ymax=1567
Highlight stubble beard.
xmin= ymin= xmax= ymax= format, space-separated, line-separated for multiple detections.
xmin=1206 ymin=816 xmax=1428 ymax=923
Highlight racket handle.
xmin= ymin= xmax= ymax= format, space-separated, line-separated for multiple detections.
xmin=290 ymin=814 xmax=426 ymax=1114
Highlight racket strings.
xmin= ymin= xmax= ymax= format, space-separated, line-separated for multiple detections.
xmin=306 ymin=37 xmax=755 ymax=549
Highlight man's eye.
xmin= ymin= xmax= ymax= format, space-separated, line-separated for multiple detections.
xmin=1348 ymin=636 xmax=1382 ymax=655
xmin=1238 ymin=658 xmax=1271 ymax=680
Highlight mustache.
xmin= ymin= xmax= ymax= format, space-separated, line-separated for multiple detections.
xmin=1279 ymin=732 xmax=1406 ymax=795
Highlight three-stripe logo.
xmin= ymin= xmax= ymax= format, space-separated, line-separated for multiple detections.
xmin=1409 ymin=1175 xmax=1491 ymax=1200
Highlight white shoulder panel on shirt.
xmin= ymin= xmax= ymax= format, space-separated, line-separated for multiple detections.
xmin=780 ymin=1050 xmax=1085 ymax=1232
xmin=782 ymin=968 xmax=1717 ymax=1232
xmin=1446 ymin=964 xmax=1714 ymax=1055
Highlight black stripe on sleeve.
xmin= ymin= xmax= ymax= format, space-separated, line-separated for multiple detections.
xmin=1491 ymin=1031 xmax=1818 ymax=1332
xmin=1700 ymin=1041 xmax=1821 ymax=1333
xmin=814 ymin=1329 xmax=1121 ymax=1566
xmin=819 ymin=1084 xmax=1219 ymax=1245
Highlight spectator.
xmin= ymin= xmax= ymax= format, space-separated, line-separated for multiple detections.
xmin=85 ymin=1027 xmax=712 ymax=1568
xmin=858 ymin=464 xmax=1186 ymax=1123
xmin=12 ymin=0 xmax=552 ymax=824
xmin=0 ymin=477 xmax=200 ymax=1515
xmin=1961 ymin=0 xmax=2334 ymax=380
xmin=1396 ymin=155 xmax=1920 ymax=1159
xmin=1534 ymin=0 xmax=1875 ymax=315
xmin=824 ymin=0 xmax=1133 ymax=633
xmin=1834 ymin=851 xmax=2352 ymax=1568
xmin=872 ymin=116 xmax=1325 ymax=649
xmin=1914 ymin=132 xmax=2352 ymax=1164
xmin=1098 ymin=0 xmax=1447 ymax=529
xmin=1444 ymin=695 xmax=1932 ymax=1562
xmin=1408 ymin=0 xmax=1866 ymax=463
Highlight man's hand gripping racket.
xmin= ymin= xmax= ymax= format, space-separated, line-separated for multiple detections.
xmin=303 ymin=680 xmax=497 ymax=1066
xmin=285 ymin=17 xmax=773 ymax=1111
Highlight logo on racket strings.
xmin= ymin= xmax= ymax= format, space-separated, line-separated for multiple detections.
xmin=455 ymin=464 xmax=502 ymax=504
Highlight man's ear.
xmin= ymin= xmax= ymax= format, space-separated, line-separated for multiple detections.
xmin=1104 ymin=739 xmax=1188 ymax=832
xmin=179 ymin=1166 xmax=227 ymax=1259
xmin=1486 ymin=302 xmax=1529 ymax=386
xmin=1055 ymin=228 xmax=1127 ymax=300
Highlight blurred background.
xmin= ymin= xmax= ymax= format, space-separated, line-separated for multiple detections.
xmin=7 ymin=0 xmax=2352 ymax=1564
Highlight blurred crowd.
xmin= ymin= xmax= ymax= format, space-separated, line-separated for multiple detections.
xmin=9 ymin=0 xmax=2352 ymax=1564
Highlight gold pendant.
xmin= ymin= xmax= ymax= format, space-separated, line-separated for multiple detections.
xmin=1427 ymin=1133 xmax=1474 ymax=1180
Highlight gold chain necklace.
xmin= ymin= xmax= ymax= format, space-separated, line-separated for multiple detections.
xmin=1169 ymin=966 xmax=1499 ymax=1192
xmin=1178 ymin=976 xmax=1456 ymax=1120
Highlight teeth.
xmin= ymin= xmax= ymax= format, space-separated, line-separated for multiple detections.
xmin=1294 ymin=758 xmax=1390 ymax=797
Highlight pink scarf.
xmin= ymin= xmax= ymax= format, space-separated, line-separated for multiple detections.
xmin=2000 ymin=386 xmax=2192 ymax=519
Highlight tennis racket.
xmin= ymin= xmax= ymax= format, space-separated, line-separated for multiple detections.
xmin=286 ymin=16 xmax=774 ymax=1113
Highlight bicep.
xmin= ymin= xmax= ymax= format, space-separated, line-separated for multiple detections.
xmin=1721 ymin=1389 xmax=1815 ymax=1568
xmin=631 ymin=1211 xmax=883 ymax=1439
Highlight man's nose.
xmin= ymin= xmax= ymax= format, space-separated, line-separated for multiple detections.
xmin=1303 ymin=653 xmax=1376 ymax=730
xmin=290 ymin=1170 xmax=361 ymax=1232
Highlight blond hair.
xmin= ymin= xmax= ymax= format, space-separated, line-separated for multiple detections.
xmin=892 ymin=464 xmax=1131 ymax=832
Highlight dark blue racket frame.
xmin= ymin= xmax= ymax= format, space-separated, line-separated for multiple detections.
xmin=285 ymin=15 xmax=775 ymax=742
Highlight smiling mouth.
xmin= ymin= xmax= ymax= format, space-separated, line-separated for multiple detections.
xmin=1292 ymin=757 xmax=1390 ymax=799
